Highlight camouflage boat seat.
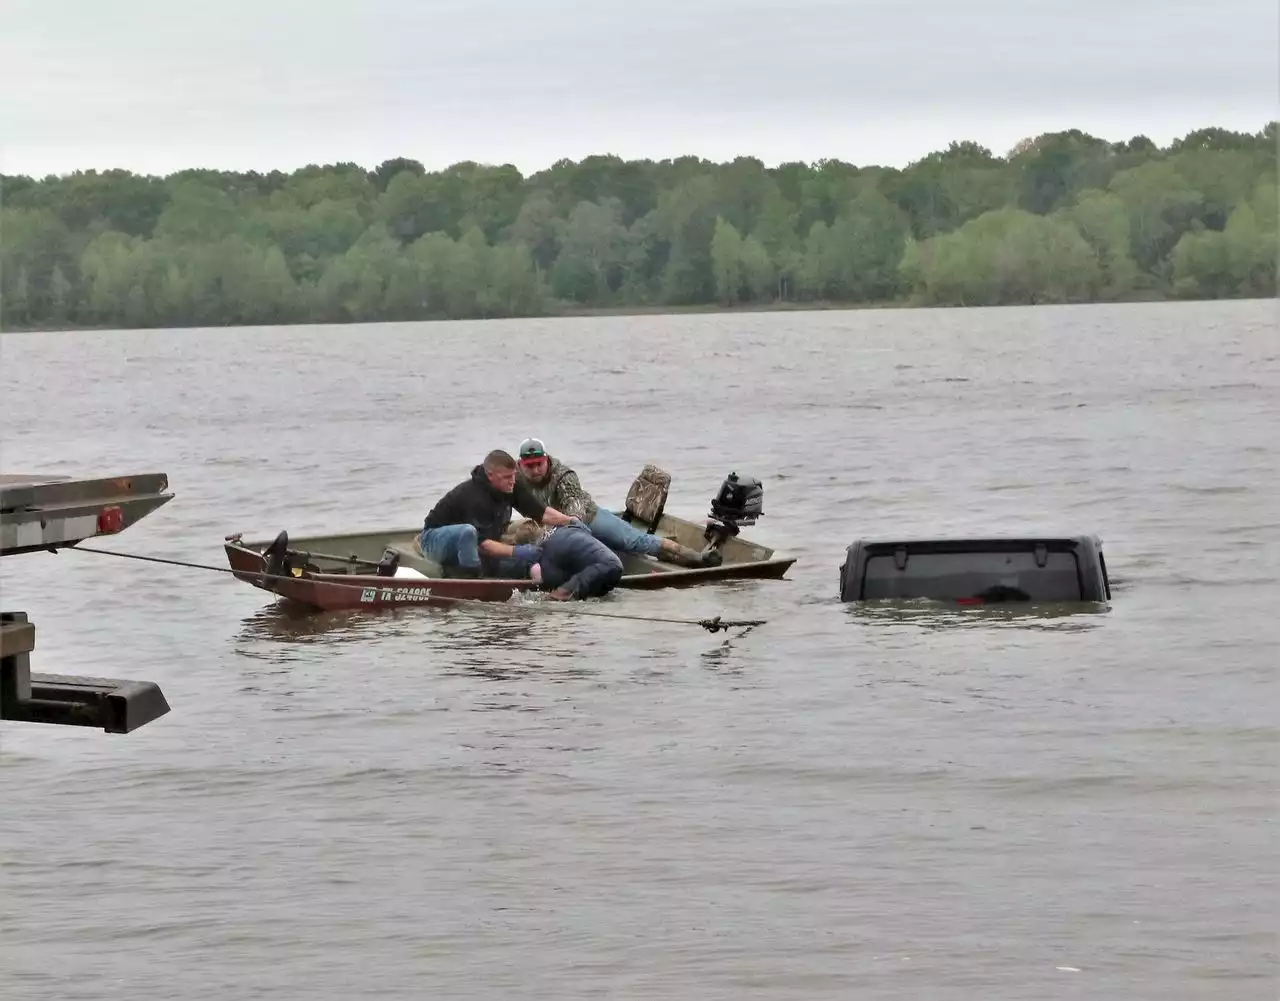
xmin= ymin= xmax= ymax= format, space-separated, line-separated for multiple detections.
xmin=623 ymin=463 xmax=671 ymax=534
xmin=385 ymin=537 xmax=445 ymax=578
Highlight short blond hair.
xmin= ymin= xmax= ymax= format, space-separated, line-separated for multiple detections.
xmin=502 ymin=518 xmax=543 ymax=545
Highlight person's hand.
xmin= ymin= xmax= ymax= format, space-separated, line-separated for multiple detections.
xmin=542 ymin=507 xmax=574 ymax=526
xmin=511 ymin=543 xmax=541 ymax=564
xmin=530 ymin=563 xmax=542 ymax=584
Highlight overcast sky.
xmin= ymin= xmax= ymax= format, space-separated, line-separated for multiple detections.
xmin=2 ymin=0 xmax=1276 ymax=178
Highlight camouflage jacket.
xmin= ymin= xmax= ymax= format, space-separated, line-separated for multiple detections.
xmin=520 ymin=455 xmax=599 ymax=523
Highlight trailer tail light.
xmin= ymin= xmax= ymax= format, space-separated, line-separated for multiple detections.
xmin=97 ymin=506 xmax=124 ymax=533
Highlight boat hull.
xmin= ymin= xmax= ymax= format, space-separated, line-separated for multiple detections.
xmin=224 ymin=543 xmax=534 ymax=611
xmin=222 ymin=511 xmax=794 ymax=612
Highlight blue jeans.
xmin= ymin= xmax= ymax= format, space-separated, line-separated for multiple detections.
xmin=488 ymin=555 xmax=533 ymax=579
xmin=418 ymin=524 xmax=480 ymax=569
xmin=418 ymin=524 xmax=534 ymax=578
xmin=540 ymin=523 xmax=624 ymax=598
xmin=587 ymin=507 xmax=663 ymax=556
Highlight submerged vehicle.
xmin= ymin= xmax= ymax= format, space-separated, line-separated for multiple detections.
xmin=223 ymin=468 xmax=795 ymax=612
xmin=838 ymin=534 xmax=1112 ymax=604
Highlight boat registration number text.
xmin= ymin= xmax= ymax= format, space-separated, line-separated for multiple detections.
xmin=360 ymin=586 xmax=433 ymax=603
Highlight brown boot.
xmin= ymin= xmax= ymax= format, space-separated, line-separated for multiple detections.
xmin=657 ymin=541 xmax=721 ymax=568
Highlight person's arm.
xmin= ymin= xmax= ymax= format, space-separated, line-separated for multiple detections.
xmin=479 ymin=539 xmax=542 ymax=561
xmin=512 ymin=480 xmax=574 ymax=526
xmin=512 ymin=479 xmax=550 ymax=522
xmin=539 ymin=506 xmax=574 ymax=527
xmin=551 ymin=470 xmax=590 ymax=520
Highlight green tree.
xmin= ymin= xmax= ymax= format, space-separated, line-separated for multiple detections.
xmin=487 ymin=241 xmax=544 ymax=316
xmin=455 ymin=163 xmax=525 ymax=242
xmin=0 ymin=207 xmax=76 ymax=320
xmin=1011 ymin=130 xmax=1116 ymax=215
xmin=831 ymin=189 xmax=909 ymax=300
xmin=2 ymin=123 xmax=1274 ymax=329
xmin=751 ymin=186 xmax=798 ymax=260
xmin=47 ymin=169 xmax=168 ymax=236
xmin=907 ymin=208 xmax=1100 ymax=306
xmin=370 ymin=157 xmax=425 ymax=192
xmin=313 ymin=224 xmax=405 ymax=322
xmin=1108 ymin=160 xmax=1203 ymax=279
xmin=710 ymin=216 xmax=744 ymax=305
xmin=1066 ymin=190 xmax=1139 ymax=298
xmin=653 ymin=175 xmax=721 ymax=304
xmin=505 ymin=192 xmax=561 ymax=273
xmin=1173 ymin=189 xmax=1279 ymax=298
xmin=548 ymin=199 xmax=629 ymax=303
xmin=154 ymin=182 xmax=239 ymax=243
xmin=376 ymin=171 xmax=454 ymax=243
xmin=79 ymin=231 xmax=137 ymax=324
xmin=3 ymin=268 xmax=30 ymax=328
xmin=1170 ymin=149 xmax=1259 ymax=229
xmin=886 ymin=142 xmax=1012 ymax=239
xmin=280 ymin=164 xmax=376 ymax=212
xmin=739 ymin=235 xmax=775 ymax=302
xmin=48 ymin=264 xmax=73 ymax=324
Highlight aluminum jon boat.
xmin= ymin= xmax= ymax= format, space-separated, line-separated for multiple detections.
xmin=221 ymin=467 xmax=796 ymax=611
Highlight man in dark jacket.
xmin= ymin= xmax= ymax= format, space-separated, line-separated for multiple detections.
xmin=418 ymin=449 xmax=574 ymax=577
xmin=504 ymin=518 xmax=624 ymax=600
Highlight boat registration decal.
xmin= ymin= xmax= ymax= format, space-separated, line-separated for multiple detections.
xmin=360 ymin=586 xmax=433 ymax=603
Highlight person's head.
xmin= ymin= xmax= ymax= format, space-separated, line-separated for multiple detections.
xmin=502 ymin=518 xmax=543 ymax=545
xmin=483 ymin=449 xmax=519 ymax=493
xmin=517 ymin=437 xmax=551 ymax=484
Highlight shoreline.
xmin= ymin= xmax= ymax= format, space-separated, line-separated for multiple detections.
xmin=1 ymin=290 xmax=1264 ymax=335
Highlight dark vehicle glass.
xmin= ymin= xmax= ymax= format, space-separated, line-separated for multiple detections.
xmin=840 ymin=536 xmax=1110 ymax=603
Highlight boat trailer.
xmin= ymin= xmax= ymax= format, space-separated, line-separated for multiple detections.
xmin=1 ymin=473 xmax=174 ymax=733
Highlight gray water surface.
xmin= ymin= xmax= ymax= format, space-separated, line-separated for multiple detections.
xmin=1 ymin=299 xmax=1276 ymax=1000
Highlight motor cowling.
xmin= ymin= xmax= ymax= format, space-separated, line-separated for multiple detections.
xmin=703 ymin=471 xmax=764 ymax=549
xmin=709 ymin=471 xmax=763 ymax=527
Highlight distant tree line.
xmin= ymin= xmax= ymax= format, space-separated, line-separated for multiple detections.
xmin=1 ymin=124 xmax=1275 ymax=330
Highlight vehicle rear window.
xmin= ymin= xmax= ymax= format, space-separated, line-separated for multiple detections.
xmin=862 ymin=550 xmax=1083 ymax=601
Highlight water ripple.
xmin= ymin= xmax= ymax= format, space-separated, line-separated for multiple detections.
xmin=1 ymin=299 xmax=1277 ymax=1000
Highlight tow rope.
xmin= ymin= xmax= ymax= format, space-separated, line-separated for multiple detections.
xmin=66 ymin=545 xmax=767 ymax=634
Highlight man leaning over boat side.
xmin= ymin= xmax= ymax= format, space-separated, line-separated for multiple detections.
xmin=514 ymin=437 xmax=719 ymax=568
xmin=503 ymin=518 xmax=624 ymax=600
xmin=418 ymin=449 xmax=574 ymax=578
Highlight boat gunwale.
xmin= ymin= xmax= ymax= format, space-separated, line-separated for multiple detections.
xmin=225 ymin=507 xmax=793 ymax=575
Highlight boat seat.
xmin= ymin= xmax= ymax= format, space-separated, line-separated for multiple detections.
xmin=624 ymin=463 xmax=671 ymax=534
xmin=385 ymin=538 xmax=445 ymax=578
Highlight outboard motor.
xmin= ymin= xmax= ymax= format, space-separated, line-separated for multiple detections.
xmin=704 ymin=471 xmax=764 ymax=549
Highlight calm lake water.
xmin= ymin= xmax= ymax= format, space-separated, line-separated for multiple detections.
xmin=1 ymin=299 xmax=1276 ymax=1000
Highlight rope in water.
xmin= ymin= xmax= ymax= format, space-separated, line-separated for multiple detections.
xmin=66 ymin=545 xmax=766 ymax=633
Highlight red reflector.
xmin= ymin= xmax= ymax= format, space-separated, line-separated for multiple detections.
xmin=956 ymin=597 xmax=984 ymax=605
xmin=97 ymin=506 xmax=124 ymax=533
